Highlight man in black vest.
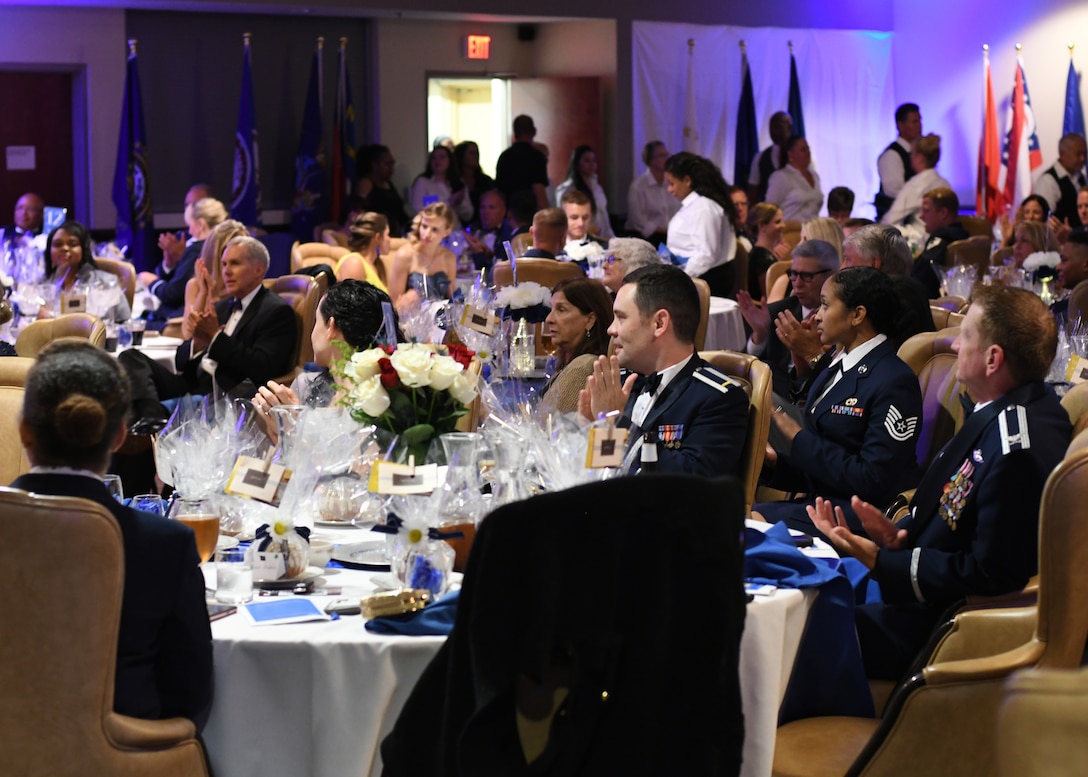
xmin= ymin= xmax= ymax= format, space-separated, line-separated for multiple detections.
xmin=874 ymin=103 xmax=922 ymax=221
xmin=747 ymin=111 xmax=793 ymax=205
xmin=1033 ymin=132 xmax=1087 ymax=231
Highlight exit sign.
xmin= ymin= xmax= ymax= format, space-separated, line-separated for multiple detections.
xmin=465 ymin=35 xmax=491 ymax=60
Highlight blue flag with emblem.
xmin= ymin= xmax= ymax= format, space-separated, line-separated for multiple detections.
xmin=231 ymin=33 xmax=261 ymax=226
xmin=111 ymin=40 xmax=155 ymax=271
xmin=787 ymin=43 xmax=806 ymax=139
xmin=734 ymin=42 xmax=759 ymax=188
xmin=291 ymin=38 xmax=327 ymax=241
xmin=1064 ymin=54 xmax=1085 ymax=137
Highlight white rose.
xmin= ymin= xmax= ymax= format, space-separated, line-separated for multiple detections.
xmin=350 ymin=375 xmax=391 ymax=417
xmin=347 ymin=348 xmax=384 ymax=381
xmin=428 ymin=354 xmax=464 ymax=390
xmin=448 ymin=372 xmax=478 ymax=405
xmin=496 ymin=282 xmax=551 ymax=310
xmin=389 ymin=344 xmax=434 ymax=388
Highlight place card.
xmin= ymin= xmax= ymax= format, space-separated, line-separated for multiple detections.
xmin=226 ymin=455 xmax=291 ymax=506
xmin=460 ymin=304 xmax=498 ymax=336
xmin=252 ymin=550 xmax=287 ymax=581
xmin=368 ymin=460 xmax=439 ymax=494
xmin=60 ymin=291 xmax=86 ymax=314
xmin=1066 ymin=355 xmax=1088 ymax=385
xmin=585 ymin=426 xmax=628 ymax=468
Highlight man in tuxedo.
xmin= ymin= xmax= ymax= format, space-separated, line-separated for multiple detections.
xmin=495 ymin=114 xmax=550 ymax=211
xmin=912 ymin=187 xmax=969 ymax=298
xmin=747 ymin=111 xmax=793 ymax=205
xmin=1033 ymin=132 xmax=1086 ymax=231
xmin=807 ymin=285 xmax=1072 ymax=681
xmin=579 ymin=264 xmax=747 ymax=477
xmin=120 ymin=236 xmax=298 ymax=419
xmin=2 ymin=192 xmax=44 ymax=245
xmin=874 ymin=103 xmax=922 ymax=221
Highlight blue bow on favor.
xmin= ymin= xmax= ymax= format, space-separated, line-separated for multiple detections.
xmin=254 ymin=523 xmax=311 ymax=552
xmin=371 ymin=513 xmax=464 ymax=541
xmin=744 ymin=522 xmax=875 ymax=723
xmin=364 ymin=589 xmax=460 ymax=636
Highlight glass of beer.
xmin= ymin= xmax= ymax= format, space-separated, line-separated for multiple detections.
xmin=169 ymin=497 xmax=220 ymax=564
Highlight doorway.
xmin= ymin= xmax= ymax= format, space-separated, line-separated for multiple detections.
xmin=427 ymin=77 xmax=510 ymax=178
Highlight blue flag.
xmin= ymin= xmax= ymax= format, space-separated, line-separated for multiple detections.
xmin=734 ymin=46 xmax=759 ymax=187
xmin=332 ymin=38 xmax=357 ymax=223
xmin=788 ymin=48 xmax=806 ymax=139
xmin=231 ymin=34 xmax=261 ymax=225
xmin=291 ymin=41 xmax=327 ymax=241
xmin=1064 ymin=58 xmax=1085 ymax=137
xmin=111 ymin=40 xmax=155 ymax=271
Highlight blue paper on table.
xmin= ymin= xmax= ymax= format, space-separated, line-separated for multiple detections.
xmin=364 ymin=589 xmax=459 ymax=636
xmin=242 ymin=598 xmax=331 ymax=626
xmin=744 ymin=523 xmax=875 ymax=723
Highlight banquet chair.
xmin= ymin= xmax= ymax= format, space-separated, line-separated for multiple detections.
xmin=958 ymin=215 xmax=993 ymax=238
xmin=765 ymin=260 xmax=791 ymax=300
xmin=931 ymin=294 xmax=967 ymax=312
xmin=731 ymin=240 xmax=750 ymax=298
xmin=14 ymin=313 xmax=107 ymax=358
xmin=782 ymin=220 xmax=803 ymax=250
xmin=492 ymin=258 xmax=583 ymax=289
xmin=947 ymin=235 xmax=991 ymax=277
xmin=771 ymin=441 xmax=1088 ymax=777
xmin=0 ymin=355 xmax=34 ymax=387
xmin=0 ymin=383 xmax=31 ymax=484
xmin=996 ymin=666 xmax=1088 ymax=777
xmin=263 ymin=273 xmax=327 ymax=385
xmin=990 ymin=246 xmax=1014 ymax=267
xmin=94 ymin=256 xmax=137 ymax=308
xmin=699 ymin=350 xmax=773 ymax=512
xmin=1066 ymin=280 xmax=1088 ymax=326
xmin=692 ymin=277 xmax=711 ymax=351
xmin=0 ymin=487 xmax=209 ymax=777
xmin=381 ymin=475 xmax=747 ymax=777
xmin=289 ymin=240 xmax=348 ymax=274
xmin=1060 ymin=380 xmax=1088 ymax=437
xmin=510 ymin=232 xmax=533 ymax=258
xmin=928 ymin=305 xmax=952 ymax=330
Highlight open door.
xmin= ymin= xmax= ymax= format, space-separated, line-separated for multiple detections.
xmin=510 ymin=77 xmax=602 ymax=195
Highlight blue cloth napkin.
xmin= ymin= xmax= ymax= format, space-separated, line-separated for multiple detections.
xmin=744 ymin=523 xmax=875 ymax=723
xmin=364 ymin=589 xmax=459 ymax=636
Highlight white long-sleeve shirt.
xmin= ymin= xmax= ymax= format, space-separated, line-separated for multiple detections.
xmin=881 ymin=167 xmax=951 ymax=227
xmin=765 ymin=165 xmax=823 ymax=222
xmin=666 ymin=191 xmax=736 ymax=278
xmin=877 ymin=137 xmax=912 ymax=199
xmin=625 ymin=171 xmax=679 ymax=237
xmin=408 ymin=176 xmax=472 ymax=224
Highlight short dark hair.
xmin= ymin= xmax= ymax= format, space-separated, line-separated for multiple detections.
xmin=550 ymin=277 xmax=614 ymax=364
xmin=45 ymin=220 xmax=95 ymax=277
xmin=22 ymin=341 xmax=131 ymax=470
xmin=642 ymin=140 xmax=665 ymax=166
xmin=1020 ymin=194 xmax=1051 ymax=220
xmin=507 ymin=190 xmax=537 ymax=225
xmin=924 ymin=187 xmax=959 ymax=214
xmin=622 ymin=264 xmax=700 ymax=345
xmin=319 ymin=279 xmax=402 ymax=350
xmin=512 ymin=114 xmax=535 ymax=137
xmin=827 ymin=186 xmax=855 ymax=214
xmin=1067 ymin=228 xmax=1088 ymax=250
xmin=972 ymin=285 xmax=1057 ymax=384
xmin=826 ymin=266 xmax=902 ymax=338
xmin=895 ymin=103 xmax=920 ymax=124
xmin=560 ymin=189 xmax=591 ymax=207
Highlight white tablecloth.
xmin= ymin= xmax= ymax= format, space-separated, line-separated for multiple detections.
xmin=704 ymin=296 xmax=747 ymax=352
xmin=203 ymin=527 xmax=815 ymax=777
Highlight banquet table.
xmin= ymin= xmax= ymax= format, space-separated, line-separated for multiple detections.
xmin=202 ymin=523 xmax=818 ymax=777
xmin=704 ymin=295 xmax=747 ymax=352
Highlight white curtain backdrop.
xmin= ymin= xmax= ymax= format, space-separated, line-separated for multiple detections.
xmin=633 ymin=22 xmax=895 ymax=220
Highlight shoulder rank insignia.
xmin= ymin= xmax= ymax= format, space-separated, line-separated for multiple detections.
xmin=694 ymin=365 xmax=740 ymax=394
xmin=657 ymin=424 xmax=684 ymax=449
xmin=884 ymin=404 xmax=919 ymax=442
xmin=998 ymin=404 xmax=1031 ymax=454
xmin=938 ymin=458 xmax=976 ymax=530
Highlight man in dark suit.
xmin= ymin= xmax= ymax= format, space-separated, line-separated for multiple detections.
xmin=912 ymin=187 xmax=969 ymax=298
xmin=495 ymin=114 xmax=550 ymax=211
xmin=2 ymin=192 xmax=44 ymax=246
xmin=120 ymin=235 xmax=298 ymax=419
xmin=737 ymin=239 xmax=840 ymax=402
xmin=15 ymin=341 xmax=212 ymax=726
xmin=580 ymin=264 xmax=747 ymax=477
xmin=807 ymin=286 xmax=1072 ymax=681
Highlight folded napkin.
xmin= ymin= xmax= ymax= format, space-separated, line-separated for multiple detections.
xmin=744 ymin=523 xmax=874 ymax=723
xmin=364 ymin=589 xmax=459 ymax=636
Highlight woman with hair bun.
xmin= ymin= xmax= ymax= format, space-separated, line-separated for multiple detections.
xmin=13 ymin=341 xmax=212 ymax=728
xmin=334 ymin=211 xmax=392 ymax=292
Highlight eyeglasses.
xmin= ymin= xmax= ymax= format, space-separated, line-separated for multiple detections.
xmin=786 ymin=269 xmax=832 ymax=283
xmin=604 ymin=254 xmax=620 ymax=265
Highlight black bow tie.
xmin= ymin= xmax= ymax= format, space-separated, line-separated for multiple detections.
xmin=635 ymin=372 xmax=663 ymax=396
xmin=226 ymin=297 xmax=242 ymax=315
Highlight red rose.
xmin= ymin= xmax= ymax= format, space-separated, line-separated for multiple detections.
xmin=445 ymin=343 xmax=476 ymax=369
xmin=378 ymin=357 xmax=399 ymax=389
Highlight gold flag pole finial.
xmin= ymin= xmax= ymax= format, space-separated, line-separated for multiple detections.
xmin=1070 ymin=42 xmax=1075 ymax=56
xmin=982 ymin=43 xmax=989 ymax=59
xmin=739 ymin=39 xmax=747 ymax=54
xmin=340 ymin=36 xmax=348 ymax=50
xmin=1015 ymin=42 xmax=1022 ymax=53
xmin=317 ymin=36 xmax=325 ymax=50
xmin=788 ymin=40 xmax=794 ymax=54
xmin=243 ymin=32 xmax=251 ymax=46
xmin=687 ymin=38 xmax=694 ymax=54
xmin=127 ymin=39 xmax=137 ymax=56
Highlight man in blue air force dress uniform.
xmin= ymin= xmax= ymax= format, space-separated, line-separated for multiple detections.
xmin=580 ymin=264 xmax=747 ymax=478
xmin=806 ymin=286 xmax=1072 ymax=681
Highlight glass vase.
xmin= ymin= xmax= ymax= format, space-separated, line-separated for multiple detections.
xmin=436 ymin=432 xmax=486 ymax=572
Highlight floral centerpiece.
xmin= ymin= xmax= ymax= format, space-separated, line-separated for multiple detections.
xmin=495 ymin=281 xmax=551 ymax=323
xmin=1023 ymin=250 xmax=1060 ymax=280
xmin=254 ymin=516 xmax=312 ymax=579
xmin=337 ymin=342 xmax=478 ymax=463
xmin=564 ymin=238 xmax=605 ymax=263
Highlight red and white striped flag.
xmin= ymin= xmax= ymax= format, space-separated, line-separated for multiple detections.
xmin=976 ymin=46 xmax=1003 ymax=221
xmin=998 ymin=51 xmax=1043 ymax=211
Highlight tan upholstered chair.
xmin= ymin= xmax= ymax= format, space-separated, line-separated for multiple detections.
xmin=931 ymin=294 xmax=968 ymax=312
xmin=698 ymin=350 xmax=773 ymax=512
xmin=0 ymin=356 xmax=34 ymax=388
xmin=263 ymin=273 xmax=327 ymax=385
xmin=289 ymin=241 xmax=348 ymax=274
xmin=781 ymin=220 xmax=803 ymax=251
xmin=947 ymin=235 xmax=991 ymax=277
xmin=990 ymin=246 xmax=1014 ymax=267
xmin=958 ymin=214 xmax=993 ymax=238
xmin=771 ymin=442 xmax=1088 ymax=777
xmin=0 ymin=487 xmax=209 ymax=776
xmin=1060 ymin=381 xmax=1088 ymax=438
xmin=765 ymin=260 xmax=792 ymax=300
xmin=731 ymin=240 xmax=750 ymax=298
xmin=94 ymin=257 xmax=137 ymax=308
xmin=1067 ymin=280 xmax=1088 ymax=326
xmin=692 ymin=277 xmax=712 ymax=351
xmin=997 ymin=665 xmax=1088 ymax=777
xmin=928 ymin=306 xmax=951 ymax=330
xmin=510 ymin=232 xmax=533 ymax=258
xmin=492 ymin=258 xmax=583 ymax=289
xmin=0 ymin=387 xmax=31 ymax=483
xmin=14 ymin=313 xmax=107 ymax=358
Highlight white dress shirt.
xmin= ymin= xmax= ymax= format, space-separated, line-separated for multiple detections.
xmin=877 ymin=137 xmax=912 ymax=199
xmin=625 ymin=171 xmax=679 ymax=237
xmin=1032 ymin=160 xmax=1087 ymax=214
xmin=765 ymin=165 xmax=823 ymax=222
xmin=201 ymin=284 xmax=261 ymax=377
xmin=881 ymin=167 xmax=951 ymax=227
xmin=631 ymin=353 xmax=695 ymax=428
xmin=666 ymin=192 xmax=736 ymax=278
xmin=555 ymin=177 xmax=614 ymax=239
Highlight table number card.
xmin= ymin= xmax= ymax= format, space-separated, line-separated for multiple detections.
xmin=460 ymin=304 xmax=498 ymax=336
xmin=60 ymin=291 xmax=86 ymax=314
xmin=1067 ymin=355 xmax=1088 ymax=385
xmin=368 ymin=460 xmax=438 ymax=494
xmin=585 ymin=427 xmax=628 ymax=468
xmin=226 ymin=455 xmax=291 ymax=506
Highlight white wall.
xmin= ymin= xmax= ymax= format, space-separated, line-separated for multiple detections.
xmin=892 ymin=0 xmax=1088 ymax=211
xmin=0 ymin=6 xmax=125 ymax=229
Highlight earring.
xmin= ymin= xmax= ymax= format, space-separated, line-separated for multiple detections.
xmin=585 ymin=329 xmax=592 ymax=339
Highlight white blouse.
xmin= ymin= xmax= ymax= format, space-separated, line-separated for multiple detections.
xmin=881 ymin=167 xmax=951 ymax=227
xmin=666 ymin=191 xmax=736 ymax=278
xmin=625 ymin=171 xmax=679 ymax=237
xmin=765 ymin=165 xmax=823 ymax=222
xmin=408 ymin=176 xmax=472 ymax=224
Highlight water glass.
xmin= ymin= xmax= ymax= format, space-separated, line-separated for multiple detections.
xmin=215 ymin=548 xmax=253 ymax=604
xmin=103 ymin=474 xmax=124 ymax=504
xmin=132 ymin=493 xmax=165 ymax=516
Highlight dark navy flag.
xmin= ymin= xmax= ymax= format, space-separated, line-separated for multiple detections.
xmin=111 ymin=39 xmax=156 ymax=271
xmin=231 ymin=33 xmax=261 ymax=226
xmin=734 ymin=44 xmax=759 ymax=188
xmin=291 ymin=39 xmax=327 ymax=241
xmin=1064 ymin=56 xmax=1085 ymax=138
xmin=331 ymin=37 xmax=357 ymax=223
xmin=788 ymin=45 xmax=806 ymax=139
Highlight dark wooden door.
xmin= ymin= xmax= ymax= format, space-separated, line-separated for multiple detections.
xmin=0 ymin=71 xmax=75 ymax=225
xmin=510 ymin=77 xmax=602 ymax=192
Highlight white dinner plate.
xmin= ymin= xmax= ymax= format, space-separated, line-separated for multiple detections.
xmin=313 ymin=519 xmax=376 ymax=529
xmin=331 ymin=541 xmax=390 ymax=571
xmin=216 ymin=536 xmax=240 ymax=550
